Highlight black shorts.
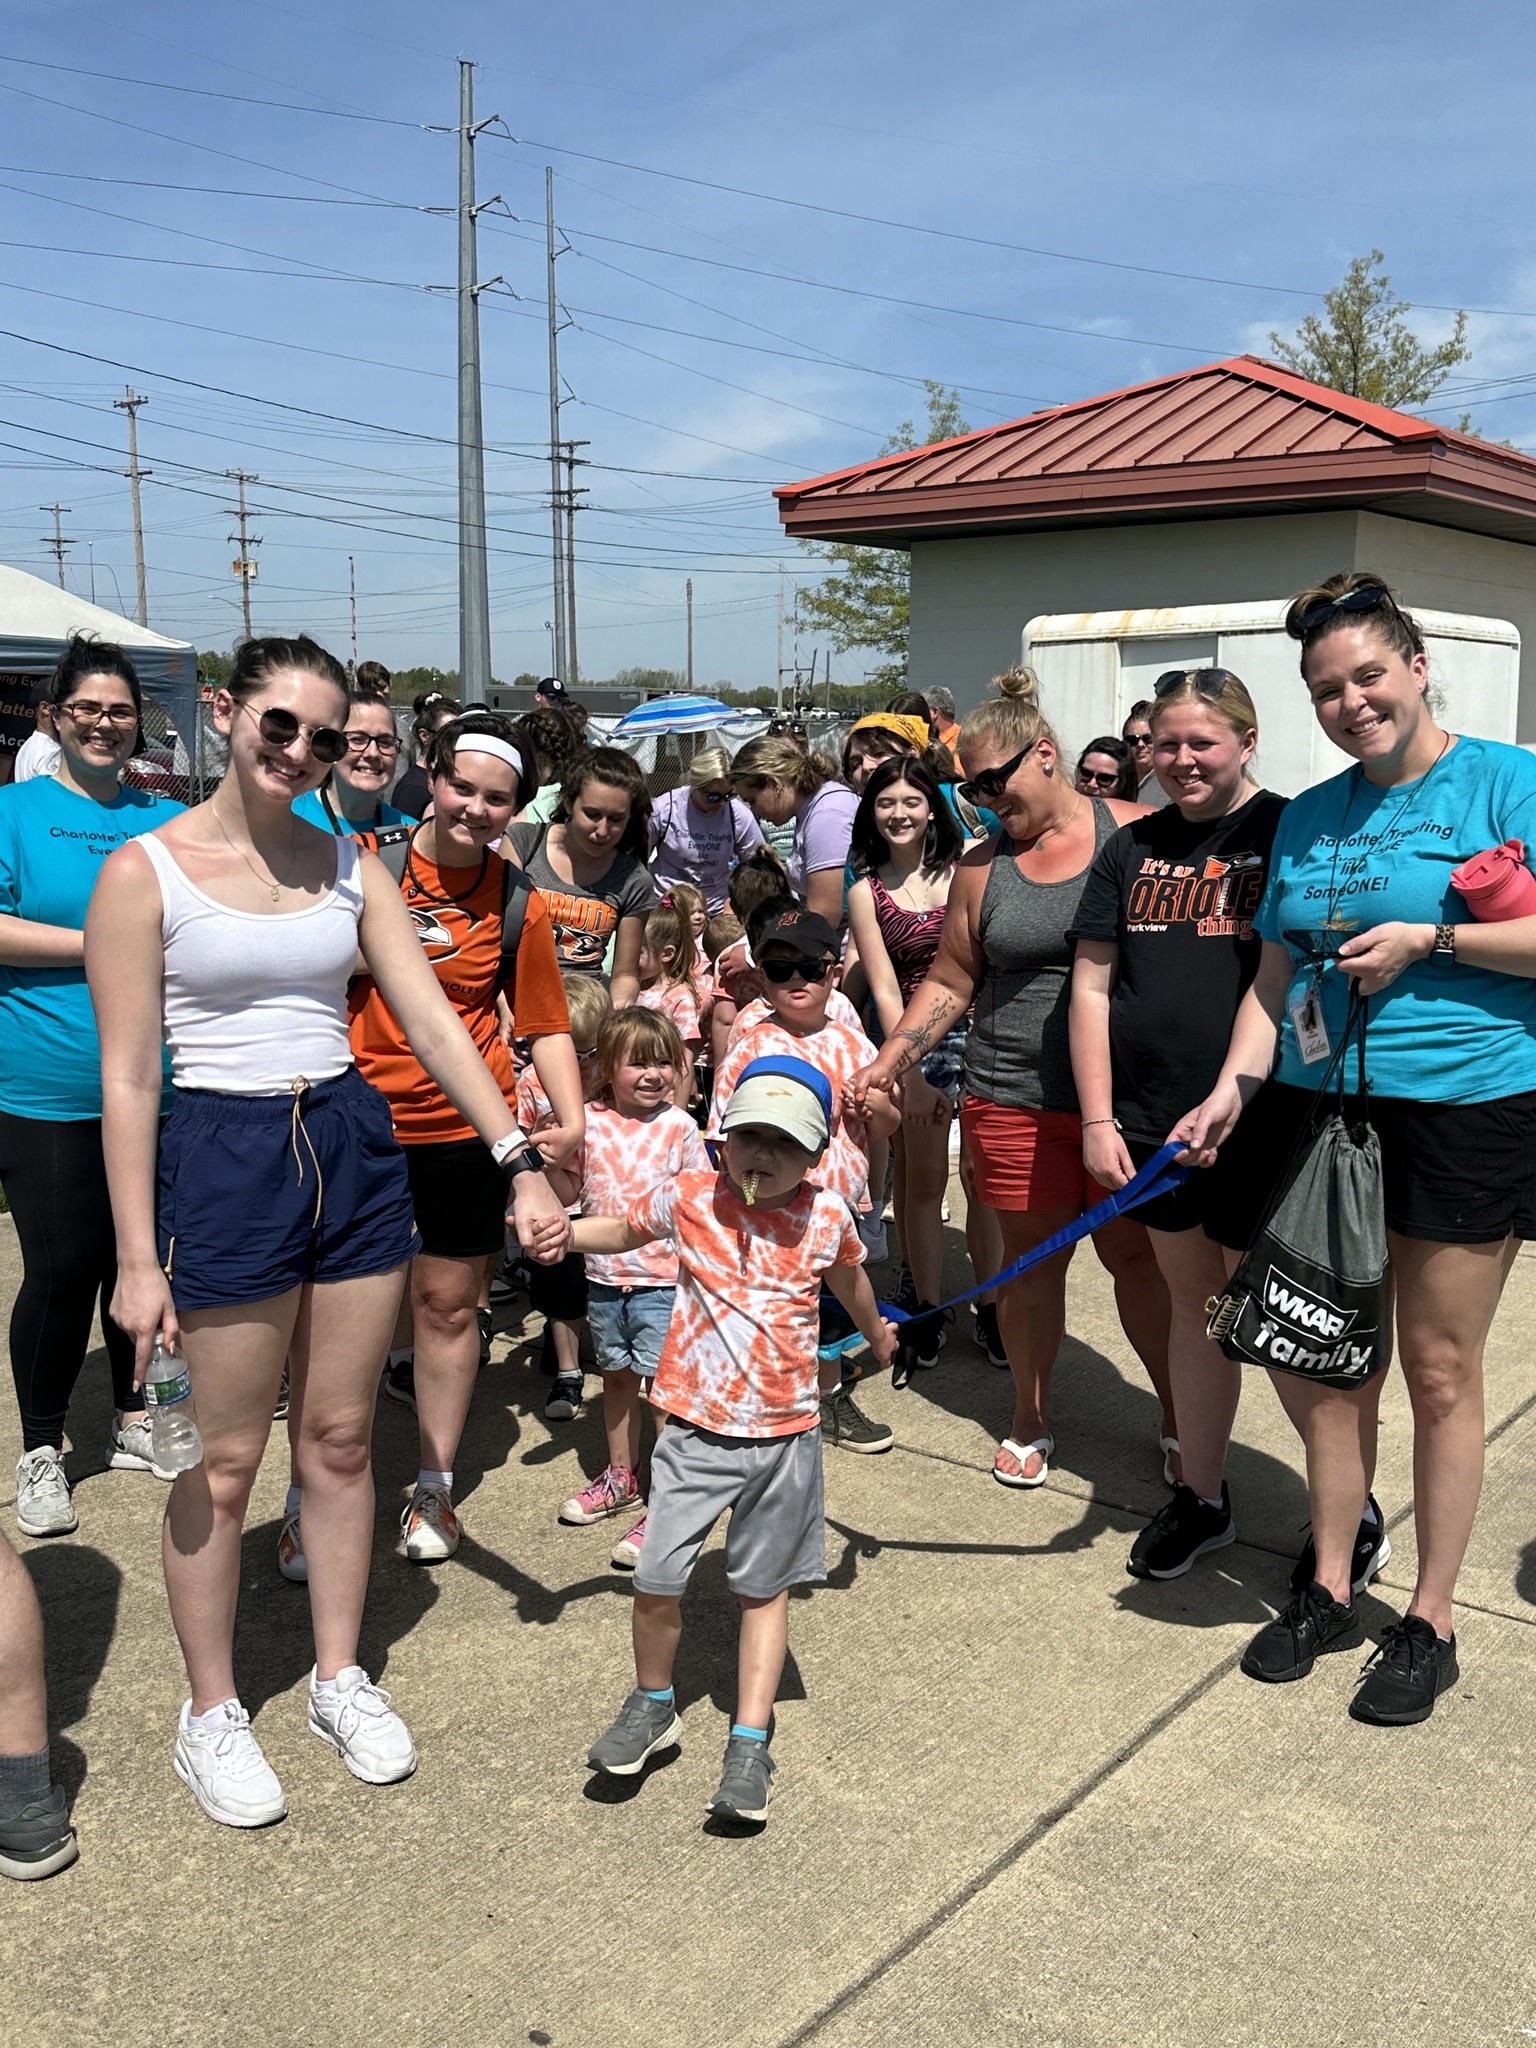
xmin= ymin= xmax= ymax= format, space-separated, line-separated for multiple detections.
xmin=403 ymin=1137 xmax=508 ymax=1259
xmin=1204 ymin=1079 xmax=1536 ymax=1251
xmin=529 ymin=1249 xmax=588 ymax=1321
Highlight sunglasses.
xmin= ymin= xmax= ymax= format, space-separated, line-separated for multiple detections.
xmin=1295 ymin=584 xmax=1397 ymax=640
xmin=1154 ymin=668 xmax=1239 ymax=699
xmin=760 ymin=955 xmax=834 ymax=985
xmin=957 ymin=741 xmax=1035 ymax=804
xmin=1077 ymin=768 xmax=1122 ymax=789
xmin=695 ymin=787 xmax=730 ymax=806
xmin=242 ymin=702 xmax=348 ymax=764
xmin=344 ymin=731 xmax=401 ymax=756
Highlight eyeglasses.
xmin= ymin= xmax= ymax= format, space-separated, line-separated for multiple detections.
xmin=760 ymin=956 xmax=834 ymax=985
xmin=242 ymin=702 xmax=348 ymax=764
xmin=344 ymin=731 xmax=401 ymax=756
xmin=56 ymin=700 xmax=138 ymax=729
xmin=1295 ymin=584 xmax=1399 ymax=640
xmin=1154 ymin=668 xmax=1239 ymax=699
xmin=957 ymin=742 xmax=1034 ymax=804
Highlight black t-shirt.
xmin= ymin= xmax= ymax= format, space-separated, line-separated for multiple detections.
xmin=1069 ymin=789 xmax=1288 ymax=1144
xmin=392 ymin=761 xmax=431 ymax=821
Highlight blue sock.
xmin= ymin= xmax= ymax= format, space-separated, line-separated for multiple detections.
xmin=642 ymin=1686 xmax=674 ymax=1704
xmin=730 ymin=1723 xmax=769 ymax=1744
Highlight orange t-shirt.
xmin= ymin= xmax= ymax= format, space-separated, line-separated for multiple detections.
xmin=576 ymin=1100 xmax=710 ymax=1287
xmin=726 ymin=988 xmax=861 ymax=1050
xmin=630 ymin=1166 xmax=864 ymax=1437
xmin=637 ymin=979 xmax=703 ymax=1045
xmin=350 ymin=846 xmax=569 ymax=1144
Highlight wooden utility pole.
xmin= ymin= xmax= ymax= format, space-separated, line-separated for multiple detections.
xmin=40 ymin=504 xmax=72 ymax=589
xmin=686 ymin=578 xmax=694 ymax=691
xmin=114 ymin=387 xmax=150 ymax=625
xmin=348 ymin=556 xmax=358 ymax=677
xmin=225 ymin=471 xmax=260 ymax=640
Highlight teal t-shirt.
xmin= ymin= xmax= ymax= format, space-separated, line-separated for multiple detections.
xmin=0 ymin=776 xmax=184 ymax=1120
xmin=1255 ymin=734 xmax=1536 ymax=1104
xmin=292 ymin=787 xmax=404 ymax=837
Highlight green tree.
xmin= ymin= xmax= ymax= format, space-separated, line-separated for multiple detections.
xmin=197 ymin=649 xmax=234 ymax=687
xmin=1268 ymin=251 xmax=1469 ymax=408
xmin=795 ymin=381 xmax=970 ymax=692
xmin=608 ymin=665 xmax=687 ymax=693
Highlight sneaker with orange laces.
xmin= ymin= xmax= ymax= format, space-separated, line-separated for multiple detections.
xmin=559 ymin=1464 xmax=640 ymax=1526
xmin=400 ymin=1483 xmax=459 ymax=1563
xmin=611 ymin=1515 xmax=646 ymax=1570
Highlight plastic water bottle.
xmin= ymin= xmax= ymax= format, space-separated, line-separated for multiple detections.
xmin=144 ymin=1336 xmax=204 ymax=1474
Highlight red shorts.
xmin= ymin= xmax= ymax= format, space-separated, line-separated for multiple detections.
xmin=960 ymin=1097 xmax=1110 ymax=1213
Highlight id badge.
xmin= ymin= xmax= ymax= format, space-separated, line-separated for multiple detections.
xmin=1288 ymin=972 xmax=1331 ymax=1066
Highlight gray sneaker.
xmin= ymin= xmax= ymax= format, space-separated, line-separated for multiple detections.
xmin=707 ymin=1735 xmax=775 ymax=1823
xmin=0 ymin=1785 xmax=79 ymax=1882
xmin=820 ymin=1387 xmax=893 ymax=1454
xmin=15 ymin=1449 xmax=76 ymax=1538
xmin=587 ymin=1688 xmax=682 ymax=1776
xmin=105 ymin=1416 xmax=175 ymax=1481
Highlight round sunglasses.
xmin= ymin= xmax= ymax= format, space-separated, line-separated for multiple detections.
xmin=241 ymin=702 xmax=348 ymax=764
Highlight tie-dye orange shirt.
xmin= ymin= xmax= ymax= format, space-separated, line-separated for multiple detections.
xmin=636 ymin=979 xmax=703 ymax=1045
xmin=576 ymin=1100 xmax=710 ymax=1287
xmin=708 ymin=1014 xmax=878 ymax=1212
xmin=629 ymin=1167 xmax=865 ymax=1437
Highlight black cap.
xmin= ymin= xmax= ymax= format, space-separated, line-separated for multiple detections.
xmin=534 ymin=676 xmax=568 ymax=701
xmin=758 ymin=907 xmax=839 ymax=961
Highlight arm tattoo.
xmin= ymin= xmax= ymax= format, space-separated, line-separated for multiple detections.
xmin=892 ymin=990 xmax=960 ymax=1073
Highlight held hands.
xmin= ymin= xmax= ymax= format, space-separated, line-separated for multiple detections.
xmin=507 ymin=1172 xmax=573 ymax=1264
xmin=1081 ymin=1121 xmax=1135 ymax=1192
xmin=847 ymin=1052 xmax=901 ymax=1116
xmin=533 ymin=1120 xmax=583 ymax=1170
xmin=112 ymin=1262 xmax=180 ymax=1387
xmin=1167 ymin=1078 xmax=1245 ymax=1170
xmin=1334 ymin=921 xmax=1435 ymax=995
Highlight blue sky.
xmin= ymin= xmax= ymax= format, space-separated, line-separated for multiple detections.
xmin=2 ymin=0 xmax=1534 ymax=687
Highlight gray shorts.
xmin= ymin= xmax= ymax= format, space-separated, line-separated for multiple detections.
xmin=633 ymin=1420 xmax=826 ymax=1600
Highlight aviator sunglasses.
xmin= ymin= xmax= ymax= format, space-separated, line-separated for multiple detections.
xmin=241 ymin=701 xmax=348 ymax=764
xmin=957 ymin=740 xmax=1035 ymax=804
xmin=1154 ymin=667 xmax=1240 ymax=699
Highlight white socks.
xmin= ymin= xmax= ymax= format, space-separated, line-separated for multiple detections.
xmin=417 ymin=1468 xmax=452 ymax=1493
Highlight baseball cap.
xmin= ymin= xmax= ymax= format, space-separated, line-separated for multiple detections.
xmin=719 ymin=1056 xmax=832 ymax=1157
xmin=534 ymin=676 xmax=568 ymax=701
xmin=756 ymin=907 xmax=839 ymax=962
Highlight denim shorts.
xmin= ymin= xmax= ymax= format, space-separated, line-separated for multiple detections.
xmin=156 ymin=1065 xmax=420 ymax=1311
xmin=918 ymin=1025 xmax=970 ymax=1107
xmin=586 ymin=1282 xmax=674 ymax=1379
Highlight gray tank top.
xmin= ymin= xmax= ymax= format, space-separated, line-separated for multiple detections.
xmin=964 ymin=801 xmax=1117 ymax=1114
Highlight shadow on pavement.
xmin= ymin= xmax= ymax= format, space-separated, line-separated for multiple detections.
xmin=24 ymin=1541 xmax=122 ymax=1803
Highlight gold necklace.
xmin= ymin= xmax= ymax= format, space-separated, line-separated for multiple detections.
xmin=213 ymin=806 xmax=296 ymax=905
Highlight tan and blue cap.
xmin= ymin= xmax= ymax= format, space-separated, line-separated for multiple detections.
xmin=719 ymin=1055 xmax=832 ymax=1157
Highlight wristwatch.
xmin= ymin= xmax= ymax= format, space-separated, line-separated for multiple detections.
xmin=493 ymin=1134 xmax=547 ymax=1180
xmin=1433 ymin=923 xmax=1457 ymax=959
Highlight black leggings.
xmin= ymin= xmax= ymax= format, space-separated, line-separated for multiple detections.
xmin=0 ymin=1111 xmax=139 ymax=1452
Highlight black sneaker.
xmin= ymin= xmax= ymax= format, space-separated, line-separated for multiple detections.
xmin=1349 ymin=1615 xmax=1459 ymax=1726
xmin=1126 ymin=1482 xmax=1235 ymax=1580
xmin=890 ymin=1265 xmax=920 ymax=1315
xmin=488 ymin=1256 xmax=527 ymax=1308
xmin=476 ymin=1307 xmax=494 ymax=1371
xmin=0 ymin=1784 xmax=79 ymax=1882
xmin=973 ymin=1301 xmax=1008 ymax=1369
xmin=381 ymin=1358 xmax=416 ymax=1411
xmin=1291 ymin=1495 xmax=1392 ymax=1596
xmin=545 ymin=1372 xmax=584 ymax=1421
xmin=1241 ymin=1581 xmax=1363 ymax=1683
xmin=820 ymin=1386 xmax=893 ymax=1454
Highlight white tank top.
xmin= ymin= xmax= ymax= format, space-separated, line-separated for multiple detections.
xmin=138 ymin=832 xmax=365 ymax=1096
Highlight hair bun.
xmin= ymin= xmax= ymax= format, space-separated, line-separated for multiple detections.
xmin=991 ymin=664 xmax=1041 ymax=704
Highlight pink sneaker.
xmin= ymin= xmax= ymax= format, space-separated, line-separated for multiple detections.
xmin=611 ymin=1514 xmax=646 ymax=1570
xmin=559 ymin=1465 xmax=641 ymax=1526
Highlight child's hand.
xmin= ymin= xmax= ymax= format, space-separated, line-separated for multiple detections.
xmin=534 ymin=1120 xmax=583 ymax=1169
xmin=867 ymin=1317 xmax=900 ymax=1373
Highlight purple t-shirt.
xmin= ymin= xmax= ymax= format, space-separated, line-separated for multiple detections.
xmin=789 ymin=780 xmax=859 ymax=894
xmin=649 ymin=786 xmax=763 ymax=913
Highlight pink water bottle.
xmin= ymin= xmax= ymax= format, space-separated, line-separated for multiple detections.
xmin=1450 ymin=839 xmax=1536 ymax=921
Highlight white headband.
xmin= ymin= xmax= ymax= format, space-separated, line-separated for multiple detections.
xmin=450 ymin=733 xmax=524 ymax=786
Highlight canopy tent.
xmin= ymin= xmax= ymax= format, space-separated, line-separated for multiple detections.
xmin=0 ymin=563 xmax=199 ymax=756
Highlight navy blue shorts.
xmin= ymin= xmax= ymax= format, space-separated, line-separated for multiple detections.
xmin=157 ymin=1065 xmax=421 ymax=1311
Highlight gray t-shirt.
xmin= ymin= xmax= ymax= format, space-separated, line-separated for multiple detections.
xmin=964 ymin=802 xmax=1117 ymax=1113
xmin=504 ymin=821 xmax=655 ymax=977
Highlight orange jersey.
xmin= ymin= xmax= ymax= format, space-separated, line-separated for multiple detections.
xmin=631 ymin=1166 xmax=864 ymax=1437
xmin=350 ymin=846 xmax=569 ymax=1144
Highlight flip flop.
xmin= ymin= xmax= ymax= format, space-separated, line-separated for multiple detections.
xmin=993 ymin=1435 xmax=1053 ymax=1489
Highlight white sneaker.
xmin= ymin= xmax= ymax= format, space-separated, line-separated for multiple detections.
xmin=307 ymin=1666 xmax=417 ymax=1784
xmin=400 ymin=1484 xmax=459 ymax=1563
xmin=105 ymin=1416 xmax=175 ymax=1481
xmin=276 ymin=1507 xmax=307 ymax=1583
xmin=15 ymin=1448 xmax=77 ymax=1538
xmin=172 ymin=1700 xmax=287 ymax=1828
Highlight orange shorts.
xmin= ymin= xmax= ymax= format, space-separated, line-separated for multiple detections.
xmin=960 ymin=1096 xmax=1111 ymax=1214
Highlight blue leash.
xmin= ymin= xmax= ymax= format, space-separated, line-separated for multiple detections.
xmin=881 ymin=1140 xmax=1192 ymax=1328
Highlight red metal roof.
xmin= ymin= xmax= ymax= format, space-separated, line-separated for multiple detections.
xmin=775 ymin=356 xmax=1536 ymax=548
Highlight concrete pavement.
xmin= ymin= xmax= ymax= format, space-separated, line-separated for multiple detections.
xmin=3 ymin=1193 xmax=1535 ymax=2047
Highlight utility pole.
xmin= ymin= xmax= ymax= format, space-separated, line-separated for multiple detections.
xmin=457 ymin=59 xmax=494 ymax=703
xmin=225 ymin=471 xmax=260 ymax=640
xmin=563 ymin=439 xmax=586 ymax=689
xmin=686 ymin=579 xmax=694 ymax=692
xmin=40 ymin=505 xmax=72 ymax=589
xmin=546 ymin=167 xmax=568 ymax=686
xmin=776 ymin=563 xmax=784 ymax=712
xmin=348 ymin=556 xmax=358 ymax=677
xmin=114 ymin=386 xmax=150 ymax=626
